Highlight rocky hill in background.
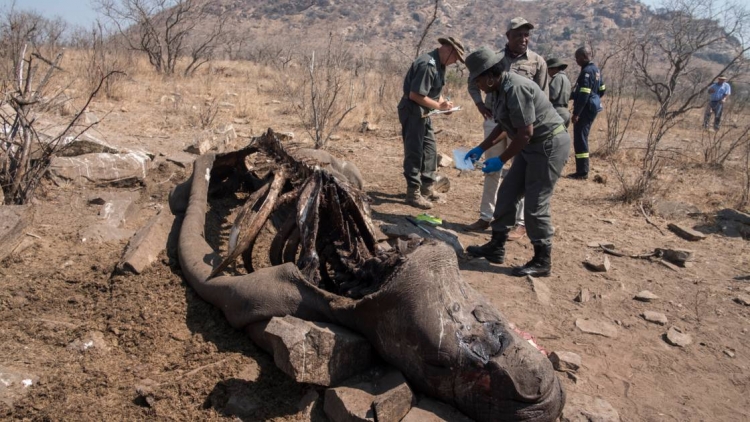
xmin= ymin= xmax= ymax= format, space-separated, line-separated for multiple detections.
xmin=210 ymin=0 xmax=653 ymax=62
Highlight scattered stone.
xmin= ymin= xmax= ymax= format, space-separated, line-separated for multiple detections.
xmin=634 ymin=290 xmax=659 ymax=302
xmin=575 ymin=319 xmax=618 ymax=338
xmin=98 ymin=198 xmax=138 ymax=227
xmin=80 ymin=224 xmax=134 ymax=244
xmin=134 ymin=378 xmax=160 ymax=407
xmin=184 ymin=137 xmax=214 ymax=155
xmin=659 ymin=259 xmax=680 ymax=272
xmin=296 ymin=389 xmax=318 ymax=418
xmin=264 ymin=315 xmax=376 ymax=386
xmin=528 ymin=275 xmax=551 ymax=305
xmin=665 ymin=326 xmax=693 ymax=347
xmin=437 ymin=153 xmax=453 ymax=168
xmin=641 ymin=311 xmax=668 ymax=325
xmin=119 ymin=208 xmax=175 ymax=274
xmin=67 ymin=330 xmax=110 ymax=353
xmin=724 ymin=350 xmax=736 ymax=358
xmin=717 ymin=208 xmax=750 ymax=225
xmin=655 ymin=248 xmax=694 ymax=267
xmin=549 ymin=351 xmax=582 ymax=373
xmin=667 ymin=223 xmax=706 ymax=241
xmin=0 ymin=366 xmax=39 ymax=407
xmin=652 ymin=200 xmax=700 ymax=219
xmin=0 ymin=205 xmax=31 ymax=262
xmin=734 ymin=294 xmax=750 ymax=306
xmin=166 ymin=151 xmax=197 ymax=168
xmin=592 ymin=174 xmax=607 ymax=184
xmin=561 ymin=393 xmax=620 ymax=422
xmin=57 ymin=133 xmax=120 ymax=157
xmin=586 ymin=240 xmax=614 ymax=248
xmin=49 ymin=152 xmax=151 ymax=186
xmin=324 ymin=369 xmax=414 ymax=422
xmin=584 ymin=255 xmax=611 ymax=272
xmin=401 ymin=397 xmax=473 ymax=422
xmin=329 ymin=135 xmax=342 ymax=141
xmin=169 ymin=327 xmax=192 ymax=342
xmin=574 ymin=287 xmax=591 ymax=303
xmin=434 ymin=174 xmax=450 ymax=193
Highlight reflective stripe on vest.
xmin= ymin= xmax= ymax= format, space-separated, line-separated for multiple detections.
xmin=575 ymin=152 xmax=590 ymax=159
xmin=580 ymin=87 xmax=592 ymax=94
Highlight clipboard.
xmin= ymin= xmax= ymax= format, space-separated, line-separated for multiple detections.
xmin=422 ymin=106 xmax=462 ymax=118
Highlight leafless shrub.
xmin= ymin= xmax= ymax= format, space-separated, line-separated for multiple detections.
xmin=0 ymin=47 xmax=120 ymax=204
xmin=277 ymin=34 xmax=358 ymax=149
xmin=620 ymin=0 xmax=750 ymax=201
xmin=75 ymin=21 xmax=129 ymax=99
xmin=95 ymin=0 xmax=231 ymax=76
xmin=195 ymin=96 xmax=220 ymax=129
xmin=700 ymin=119 xmax=750 ymax=167
xmin=598 ymin=34 xmax=639 ymax=157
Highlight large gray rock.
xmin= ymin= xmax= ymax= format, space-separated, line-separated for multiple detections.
xmin=401 ymin=397 xmax=473 ymax=422
xmin=667 ymin=223 xmax=706 ymax=241
xmin=264 ymin=316 xmax=376 ymax=386
xmin=561 ymin=393 xmax=620 ymax=422
xmin=665 ymin=326 xmax=693 ymax=347
xmin=575 ymin=319 xmax=618 ymax=338
xmin=717 ymin=208 xmax=750 ymax=225
xmin=652 ymin=200 xmax=700 ymax=219
xmin=324 ymin=370 xmax=414 ymax=422
xmin=49 ymin=152 xmax=151 ymax=186
xmin=56 ymin=133 xmax=119 ymax=157
xmin=655 ymin=248 xmax=694 ymax=267
xmin=0 ymin=366 xmax=38 ymax=407
xmin=119 ymin=208 xmax=175 ymax=274
xmin=0 ymin=205 xmax=31 ymax=262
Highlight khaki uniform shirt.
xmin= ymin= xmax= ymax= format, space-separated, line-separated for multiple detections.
xmin=402 ymin=49 xmax=445 ymax=114
xmin=491 ymin=72 xmax=563 ymax=143
xmin=548 ymin=71 xmax=571 ymax=108
xmin=468 ymin=47 xmax=549 ymax=109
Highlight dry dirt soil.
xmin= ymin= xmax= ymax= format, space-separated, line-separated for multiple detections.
xmin=1 ymin=61 xmax=749 ymax=422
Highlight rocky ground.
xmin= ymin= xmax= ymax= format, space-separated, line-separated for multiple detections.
xmin=1 ymin=59 xmax=749 ymax=421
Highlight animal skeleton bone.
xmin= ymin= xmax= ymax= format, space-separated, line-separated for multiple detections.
xmin=174 ymin=129 xmax=565 ymax=421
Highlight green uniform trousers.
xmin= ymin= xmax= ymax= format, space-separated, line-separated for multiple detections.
xmin=398 ymin=99 xmax=438 ymax=189
xmin=490 ymin=131 xmax=571 ymax=246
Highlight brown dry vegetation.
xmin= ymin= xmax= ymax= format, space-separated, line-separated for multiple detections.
xmin=1 ymin=41 xmax=750 ymax=422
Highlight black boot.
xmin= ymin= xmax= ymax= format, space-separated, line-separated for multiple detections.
xmin=466 ymin=231 xmax=508 ymax=264
xmin=512 ymin=244 xmax=552 ymax=277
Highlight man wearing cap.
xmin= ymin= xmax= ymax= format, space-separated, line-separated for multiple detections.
xmin=398 ymin=37 xmax=465 ymax=209
xmin=463 ymin=47 xmax=570 ymax=277
xmin=704 ymin=75 xmax=731 ymax=131
xmin=569 ymin=46 xmax=605 ymax=180
xmin=464 ymin=17 xmax=548 ymax=237
xmin=546 ymin=58 xmax=572 ymax=127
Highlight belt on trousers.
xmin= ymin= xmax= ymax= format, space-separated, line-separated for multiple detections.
xmin=530 ymin=124 xmax=565 ymax=144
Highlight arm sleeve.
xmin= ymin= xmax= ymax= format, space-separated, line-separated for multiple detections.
xmin=409 ymin=64 xmax=435 ymax=97
xmin=467 ymin=77 xmax=484 ymax=104
xmin=598 ymin=75 xmax=606 ymax=98
xmin=573 ymin=69 xmax=595 ymax=116
xmin=536 ymin=60 xmax=549 ymax=96
xmin=549 ymin=76 xmax=562 ymax=104
xmin=508 ymin=85 xmax=536 ymax=128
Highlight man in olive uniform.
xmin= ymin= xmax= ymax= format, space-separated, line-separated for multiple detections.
xmin=546 ymin=58 xmax=572 ymax=127
xmin=398 ymin=37 xmax=465 ymax=209
xmin=570 ymin=46 xmax=605 ymax=180
xmin=463 ymin=47 xmax=570 ymax=277
xmin=465 ymin=17 xmax=548 ymax=237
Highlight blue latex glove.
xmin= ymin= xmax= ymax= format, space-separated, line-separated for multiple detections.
xmin=465 ymin=146 xmax=484 ymax=164
xmin=481 ymin=157 xmax=505 ymax=173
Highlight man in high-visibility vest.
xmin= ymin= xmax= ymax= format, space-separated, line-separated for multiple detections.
xmin=570 ymin=46 xmax=605 ymax=180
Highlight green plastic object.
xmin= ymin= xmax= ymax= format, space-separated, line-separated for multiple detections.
xmin=416 ymin=213 xmax=442 ymax=226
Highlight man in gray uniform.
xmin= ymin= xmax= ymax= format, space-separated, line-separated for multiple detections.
xmin=465 ymin=17 xmax=548 ymax=238
xmin=464 ymin=47 xmax=570 ymax=277
xmin=398 ymin=37 xmax=465 ymax=209
xmin=546 ymin=58 xmax=572 ymax=127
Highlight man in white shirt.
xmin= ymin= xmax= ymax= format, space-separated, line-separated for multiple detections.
xmin=704 ymin=75 xmax=731 ymax=131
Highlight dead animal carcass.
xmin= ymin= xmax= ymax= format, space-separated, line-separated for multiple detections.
xmin=173 ymin=129 xmax=565 ymax=422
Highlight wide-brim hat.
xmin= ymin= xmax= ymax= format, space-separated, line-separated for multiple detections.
xmin=438 ymin=37 xmax=466 ymax=63
xmin=546 ymin=57 xmax=568 ymax=70
xmin=466 ymin=47 xmax=504 ymax=81
xmin=717 ymin=75 xmax=728 ymax=80
xmin=508 ymin=17 xmax=534 ymax=32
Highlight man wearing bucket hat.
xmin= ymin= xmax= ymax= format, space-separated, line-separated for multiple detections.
xmin=464 ymin=17 xmax=548 ymax=237
xmin=546 ymin=58 xmax=572 ymax=127
xmin=463 ymin=47 xmax=570 ymax=277
xmin=704 ymin=75 xmax=731 ymax=131
xmin=398 ymin=36 xmax=465 ymax=209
